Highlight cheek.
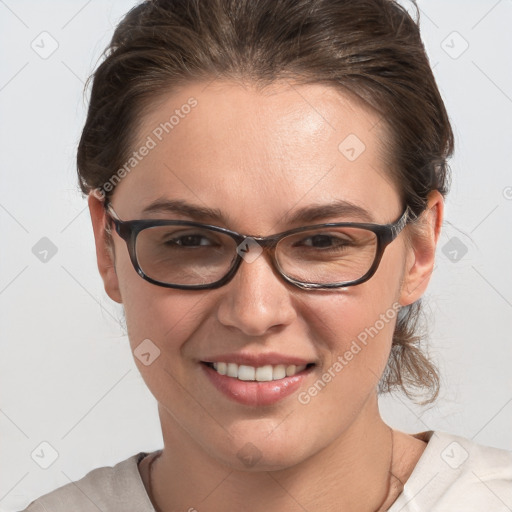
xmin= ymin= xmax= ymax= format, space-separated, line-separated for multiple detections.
xmin=305 ymin=292 xmax=398 ymax=384
xmin=121 ymin=285 xmax=210 ymax=411
xmin=114 ymin=248 xmax=204 ymax=354
xmin=124 ymin=288 xmax=205 ymax=352
xmin=300 ymin=249 xmax=405 ymax=394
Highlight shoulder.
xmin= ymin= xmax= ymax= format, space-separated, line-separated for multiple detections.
xmin=389 ymin=430 xmax=512 ymax=511
xmin=20 ymin=452 xmax=155 ymax=512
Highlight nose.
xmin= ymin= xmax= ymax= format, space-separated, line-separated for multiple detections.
xmin=216 ymin=249 xmax=297 ymax=336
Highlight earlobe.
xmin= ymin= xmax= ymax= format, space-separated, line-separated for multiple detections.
xmin=399 ymin=190 xmax=444 ymax=307
xmin=88 ymin=192 xmax=123 ymax=304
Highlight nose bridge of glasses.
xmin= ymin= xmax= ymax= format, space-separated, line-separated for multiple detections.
xmin=230 ymin=234 xmax=286 ymax=287
xmin=243 ymin=234 xmax=280 ymax=249
xmin=234 ymin=234 xmax=280 ymax=267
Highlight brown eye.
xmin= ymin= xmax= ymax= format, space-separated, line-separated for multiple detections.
xmin=168 ymin=234 xmax=216 ymax=247
xmin=296 ymin=234 xmax=352 ymax=249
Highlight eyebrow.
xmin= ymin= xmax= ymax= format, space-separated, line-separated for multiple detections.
xmin=140 ymin=198 xmax=375 ymax=225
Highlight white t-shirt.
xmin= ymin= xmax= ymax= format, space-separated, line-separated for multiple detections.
xmin=20 ymin=431 xmax=512 ymax=511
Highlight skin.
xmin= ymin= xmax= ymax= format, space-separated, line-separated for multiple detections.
xmin=89 ymin=79 xmax=443 ymax=511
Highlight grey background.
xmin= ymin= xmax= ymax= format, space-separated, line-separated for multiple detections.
xmin=1 ymin=0 xmax=511 ymax=510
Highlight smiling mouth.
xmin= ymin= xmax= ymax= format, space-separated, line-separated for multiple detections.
xmin=201 ymin=361 xmax=315 ymax=382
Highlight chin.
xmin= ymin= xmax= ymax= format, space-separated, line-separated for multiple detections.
xmin=222 ymin=447 xmax=309 ymax=473
xmin=207 ymin=425 xmax=316 ymax=472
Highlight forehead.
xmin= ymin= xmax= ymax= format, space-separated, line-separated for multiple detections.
xmin=114 ymin=79 xmax=399 ymax=227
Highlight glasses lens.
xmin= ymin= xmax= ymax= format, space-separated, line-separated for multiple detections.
xmin=276 ymin=226 xmax=378 ymax=285
xmin=135 ymin=225 xmax=237 ymax=286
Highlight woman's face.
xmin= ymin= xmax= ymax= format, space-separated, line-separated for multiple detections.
xmin=90 ymin=80 xmax=440 ymax=470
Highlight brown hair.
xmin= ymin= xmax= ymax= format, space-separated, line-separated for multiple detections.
xmin=77 ymin=0 xmax=454 ymax=404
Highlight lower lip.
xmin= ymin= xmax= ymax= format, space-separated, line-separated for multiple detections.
xmin=201 ymin=363 xmax=314 ymax=406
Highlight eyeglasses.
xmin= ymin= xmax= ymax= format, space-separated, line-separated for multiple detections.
xmin=104 ymin=202 xmax=414 ymax=290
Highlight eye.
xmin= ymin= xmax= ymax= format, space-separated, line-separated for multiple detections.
xmin=298 ymin=234 xmax=352 ymax=249
xmin=147 ymin=227 xmax=224 ymax=249
xmin=168 ymin=234 xmax=216 ymax=247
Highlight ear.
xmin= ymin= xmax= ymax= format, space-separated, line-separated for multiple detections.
xmin=399 ymin=190 xmax=444 ymax=306
xmin=88 ymin=192 xmax=123 ymax=304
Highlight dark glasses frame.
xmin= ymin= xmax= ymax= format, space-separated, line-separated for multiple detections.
xmin=104 ymin=202 xmax=415 ymax=290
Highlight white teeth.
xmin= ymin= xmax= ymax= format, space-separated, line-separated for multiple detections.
xmin=238 ymin=365 xmax=255 ymax=381
xmin=272 ymin=364 xmax=286 ymax=380
xmin=255 ymin=365 xmax=273 ymax=381
xmin=208 ymin=361 xmax=310 ymax=381
xmin=286 ymin=364 xmax=296 ymax=377
xmin=227 ymin=363 xmax=238 ymax=378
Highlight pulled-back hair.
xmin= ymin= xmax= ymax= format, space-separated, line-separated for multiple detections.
xmin=77 ymin=0 xmax=454 ymax=404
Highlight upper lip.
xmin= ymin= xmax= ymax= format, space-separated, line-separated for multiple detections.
xmin=201 ymin=351 xmax=316 ymax=367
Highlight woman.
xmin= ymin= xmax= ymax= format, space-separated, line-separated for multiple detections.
xmin=22 ymin=0 xmax=512 ymax=510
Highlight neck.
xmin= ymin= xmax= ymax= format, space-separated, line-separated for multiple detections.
xmin=149 ymin=394 xmax=399 ymax=512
